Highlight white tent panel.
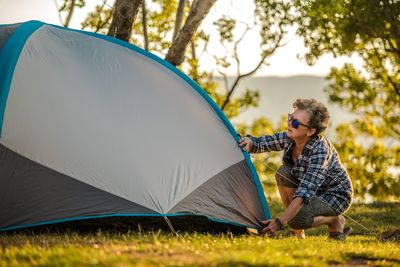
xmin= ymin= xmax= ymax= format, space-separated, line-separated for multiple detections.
xmin=1 ymin=25 xmax=244 ymax=213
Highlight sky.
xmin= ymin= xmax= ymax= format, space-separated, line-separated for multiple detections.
xmin=0 ymin=0 xmax=364 ymax=77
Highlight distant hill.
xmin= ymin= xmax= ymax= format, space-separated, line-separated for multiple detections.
xmin=214 ymin=75 xmax=356 ymax=138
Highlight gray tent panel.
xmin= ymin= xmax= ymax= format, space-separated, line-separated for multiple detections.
xmin=169 ymin=160 xmax=264 ymax=228
xmin=0 ymin=24 xmax=20 ymax=50
xmin=0 ymin=144 xmax=158 ymax=230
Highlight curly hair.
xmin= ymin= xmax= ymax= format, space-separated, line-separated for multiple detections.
xmin=292 ymin=98 xmax=330 ymax=136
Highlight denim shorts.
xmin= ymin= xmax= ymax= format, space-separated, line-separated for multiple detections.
xmin=275 ymin=165 xmax=337 ymax=229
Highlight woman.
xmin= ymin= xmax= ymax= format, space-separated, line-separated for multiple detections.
xmin=239 ymin=99 xmax=353 ymax=240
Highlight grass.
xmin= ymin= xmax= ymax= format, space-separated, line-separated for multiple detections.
xmin=1 ymin=199 xmax=399 ymax=266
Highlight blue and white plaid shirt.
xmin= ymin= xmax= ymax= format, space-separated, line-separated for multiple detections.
xmin=250 ymin=132 xmax=352 ymax=214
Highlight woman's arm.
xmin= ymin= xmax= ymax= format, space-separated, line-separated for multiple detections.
xmin=239 ymin=132 xmax=288 ymax=153
xmin=279 ymin=197 xmax=304 ymax=224
xmin=261 ymin=197 xmax=303 ymax=234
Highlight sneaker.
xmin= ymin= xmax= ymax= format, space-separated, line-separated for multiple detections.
xmin=328 ymin=226 xmax=353 ymax=241
xmin=282 ymin=230 xmax=305 ymax=239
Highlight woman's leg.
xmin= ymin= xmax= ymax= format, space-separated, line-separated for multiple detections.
xmin=312 ymin=214 xmax=345 ymax=232
xmin=277 ymin=186 xmax=305 ymax=237
xmin=275 ymin=165 xmax=299 ymax=207
xmin=288 ymin=197 xmax=348 ymax=239
xmin=275 ymin=165 xmax=304 ymax=236
xmin=277 ymin=186 xmax=296 ymax=208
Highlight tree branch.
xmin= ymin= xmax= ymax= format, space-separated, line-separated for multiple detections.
xmin=165 ymin=0 xmax=217 ymax=66
xmin=142 ymin=0 xmax=149 ymax=50
xmin=52 ymin=0 xmax=64 ymax=26
xmin=390 ymin=125 xmax=400 ymax=138
xmin=173 ymin=0 xmax=186 ymax=41
xmin=64 ymin=0 xmax=76 ymax=27
xmin=215 ymin=68 xmax=229 ymax=93
xmin=373 ymin=44 xmax=400 ymax=98
xmin=220 ymin=23 xmax=286 ymax=111
xmin=384 ymin=35 xmax=400 ymax=62
xmin=93 ymin=0 xmax=112 ymax=33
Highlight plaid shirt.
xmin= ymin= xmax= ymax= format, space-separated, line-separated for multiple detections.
xmin=250 ymin=132 xmax=353 ymax=214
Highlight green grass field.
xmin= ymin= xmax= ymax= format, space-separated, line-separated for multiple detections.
xmin=1 ymin=199 xmax=399 ymax=266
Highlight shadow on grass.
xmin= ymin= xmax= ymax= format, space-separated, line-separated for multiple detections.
xmin=343 ymin=252 xmax=400 ymax=266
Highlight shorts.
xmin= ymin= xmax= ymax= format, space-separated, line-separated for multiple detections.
xmin=275 ymin=164 xmax=300 ymax=188
xmin=275 ymin=164 xmax=337 ymax=229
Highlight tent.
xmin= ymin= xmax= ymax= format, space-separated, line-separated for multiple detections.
xmin=0 ymin=20 xmax=270 ymax=232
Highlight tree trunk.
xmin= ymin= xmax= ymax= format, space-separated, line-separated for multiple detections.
xmin=172 ymin=0 xmax=186 ymax=41
xmin=107 ymin=0 xmax=142 ymax=41
xmin=165 ymin=0 xmax=216 ymax=66
xmin=63 ymin=0 xmax=76 ymax=27
xmin=142 ymin=0 xmax=149 ymax=50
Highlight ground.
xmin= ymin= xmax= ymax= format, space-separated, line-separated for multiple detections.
xmin=1 ymin=198 xmax=399 ymax=266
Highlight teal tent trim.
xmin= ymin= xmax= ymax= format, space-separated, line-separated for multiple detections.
xmin=0 ymin=213 xmax=258 ymax=232
xmin=0 ymin=20 xmax=44 ymax=136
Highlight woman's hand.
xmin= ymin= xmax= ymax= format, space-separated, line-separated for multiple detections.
xmin=238 ymin=136 xmax=253 ymax=152
xmin=260 ymin=219 xmax=280 ymax=235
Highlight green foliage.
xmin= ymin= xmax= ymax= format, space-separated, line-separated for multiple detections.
xmin=59 ymin=0 xmax=85 ymax=12
xmin=81 ymin=3 xmax=112 ymax=34
xmin=295 ymin=0 xmax=400 ymax=199
xmin=333 ymin=123 xmax=400 ymax=200
xmin=295 ymin=0 xmax=400 ymax=139
xmin=132 ymin=0 xmax=178 ymax=54
xmin=58 ymin=0 xmax=86 ymax=27
xmin=255 ymin=0 xmax=297 ymax=50
xmin=214 ymin=16 xmax=236 ymax=42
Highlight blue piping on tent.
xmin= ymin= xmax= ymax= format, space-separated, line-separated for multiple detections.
xmin=0 ymin=20 xmax=44 ymax=137
xmin=0 ymin=20 xmax=270 ymax=231
xmin=0 ymin=213 xmax=258 ymax=232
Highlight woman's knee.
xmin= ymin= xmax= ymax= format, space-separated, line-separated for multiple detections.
xmin=275 ymin=165 xmax=298 ymax=188
xmin=287 ymin=213 xmax=314 ymax=229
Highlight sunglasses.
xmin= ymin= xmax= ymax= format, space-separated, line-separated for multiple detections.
xmin=287 ymin=113 xmax=311 ymax=129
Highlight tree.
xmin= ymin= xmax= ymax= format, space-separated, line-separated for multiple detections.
xmin=104 ymin=0 xmax=216 ymax=65
xmin=107 ymin=0 xmax=143 ymax=41
xmin=295 ymin=0 xmax=400 ymax=140
xmin=295 ymin=0 xmax=400 ymax=199
xmin=54 ymin=0 xmax=85 ymax=27
xmin=165 ymin=0 xmax=217 ymax=66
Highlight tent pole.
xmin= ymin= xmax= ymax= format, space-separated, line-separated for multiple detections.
xmin=163 ymin=216 xmax=178 ymax=236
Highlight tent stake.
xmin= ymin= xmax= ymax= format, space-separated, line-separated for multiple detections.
xmin=163 ymin=216 xmax=178 ymax=236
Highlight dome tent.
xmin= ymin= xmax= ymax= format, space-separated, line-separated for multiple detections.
xmin=0 ymin=20 xmax=270 ymax=232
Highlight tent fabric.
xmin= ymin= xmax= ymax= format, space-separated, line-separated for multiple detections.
xmin=0 ymin=23 xmax=20 ymax=50
xmin=0 ymin=20 xmax=270 ymax=232
xmin=170 ymin=160 xmax=264 ymax=227
xmin=0 ymin=143 xmax=158 ymax=231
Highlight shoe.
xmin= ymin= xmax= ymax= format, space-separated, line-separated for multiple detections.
xmin=328 ymin=226 xmax=353 ymax=241
xmin=293 ymin=230 xmax=306 ymax=239
xmin=282 ymin=230 xmax=305 ymax=239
